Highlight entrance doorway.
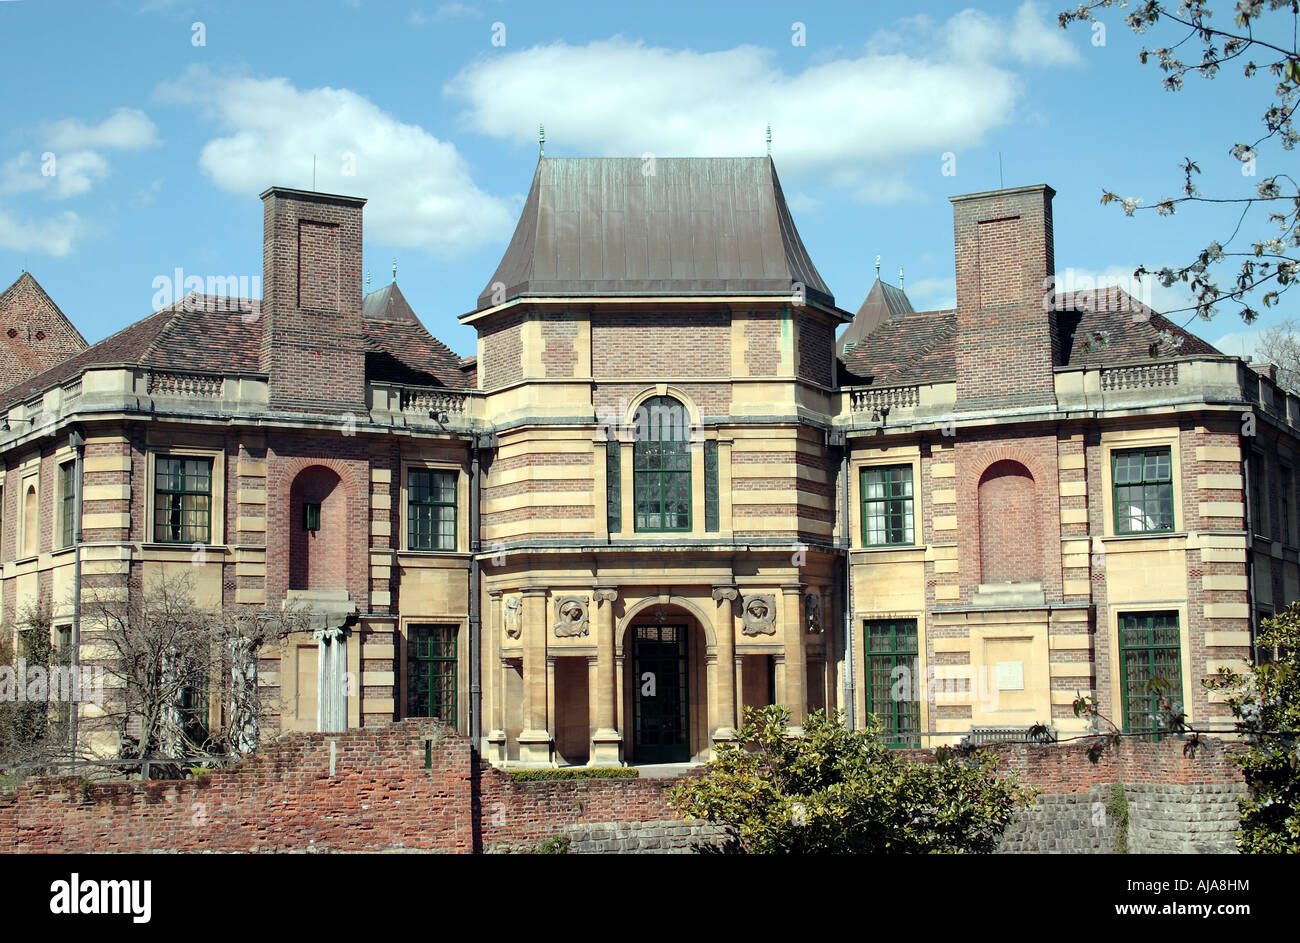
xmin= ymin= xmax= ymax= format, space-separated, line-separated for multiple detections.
xmin=631 ymin=624 xmax=690 ymax=763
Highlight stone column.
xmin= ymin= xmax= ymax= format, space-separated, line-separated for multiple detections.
xmin=781 ymin=584 xmax=806 ymax=730
xmin=315 ymin=625 xmax=347 ymax=733
xmin=485 ymin=590 xmax=507 ymax=761
xmin=517 ymin=587 xmax=552 ymax=764
xmin=590 ymin=587 xmax=622 ymax=765
xmin=710 ymin=587 xmax=738 ymax=744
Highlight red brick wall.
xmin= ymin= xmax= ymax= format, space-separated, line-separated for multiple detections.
xmin=0 ymin=723 xmax=1244 ymax=853
xmin=591 ymin=309 xmax=729 ymax=379
xmin=260 ymin=189 xmax=367 ymax=413
xmin=0 ymin=273 xmax=88 ymax=385
xmin=955 ymin=433 xmax=1062 ymax=601
xmin=951 ymin=187 xmax=1057 ymax=410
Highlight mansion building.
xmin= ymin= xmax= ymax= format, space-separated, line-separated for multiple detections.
xmin=0 ymin=158 xmax=1291 ymax=766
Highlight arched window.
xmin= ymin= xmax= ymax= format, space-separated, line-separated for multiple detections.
xmin=633 ymin=395 xmax=692 ymax=532
xmin=22 ymin=482 xmax=38 ymax=558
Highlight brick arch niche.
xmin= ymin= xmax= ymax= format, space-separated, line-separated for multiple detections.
xmin=289 ymin=465 xmax=348 ymax=591
xmin=977 ymin=459 xmax=1040 ymax=585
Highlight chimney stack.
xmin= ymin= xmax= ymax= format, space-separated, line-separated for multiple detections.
xmin=950 ymin=184 xmax=1058 ymax=410
xmin=260 ymin=187 xmax=367 ymax=413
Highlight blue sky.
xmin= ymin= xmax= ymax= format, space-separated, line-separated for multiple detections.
xmin=0 ymin=0 xmax=1287 ymax=358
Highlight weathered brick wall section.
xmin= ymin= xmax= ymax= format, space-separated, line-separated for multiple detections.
xmin=743 ymin=311 xmax=781 ymax=376
xmin=0 ymin=272 xmax=88 ymax=385
xmin=479 ymin=311 xmax=524 ymax=391
xmin=260 ymin=189 xmax=367 ymax=413
xmin=0 ymin=722 xmax=473 ymax=853
xmin=952 ymin=186 xmax=1057 ymax=410
xmin=796 ymin=312 xmax=833 ymax=387
xmin=540 ymin=314 xmax=579 ymax=378
xmin=0 ymin=724 xmax=1247 ymax=854
xmin=591 ymin=310 xmax=729 ymax=379
xmin=954 ymin=432 xmax=1062 ymax=602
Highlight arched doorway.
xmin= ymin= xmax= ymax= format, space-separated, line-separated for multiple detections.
xmin=620 ymin=607 xmax=707 ymax=764
xmin=288 ymin=466 xmax=347 ymax=591
xmin=978 ymin=459 xmax=1039 ymax=584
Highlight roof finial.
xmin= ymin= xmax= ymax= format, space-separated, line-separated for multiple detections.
xmin=898 ymin=266 xmax=905 ymax=290
xmin=875 ymin=255 xmax=881 ymax=280
xmin=765 ymin=123 xmax=771 ymax=156
xmin=392 ymin=257 xmax=397 ymax=282
xmin=539 ymin=123 xmax=545 ymax=157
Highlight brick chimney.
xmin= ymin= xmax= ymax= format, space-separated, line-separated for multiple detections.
xmin=260 ymin=187 xmax=367 ymax=413
xmin=950 ymin=184 xmax=1057 ymax=410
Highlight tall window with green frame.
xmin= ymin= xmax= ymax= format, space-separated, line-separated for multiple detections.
xmin=407 ymin=624 xmax=457 ymax=724
xmin=704 ymin=439 xmax=720 ymax=532
xmin=154 ymin=456 xmax=212 ymax=543
xmin=408 ymin=468 xmax=456 ymax=550
xmin=605 ymin=439 xmax=621 ymax=533
xmin=59 ymin=460 xmax=75 ymax=549
xmin=633 ymin=395 xmax=691 ymax=532
xmin=1119 ymin=611 xmax=1183 ymax=740
xmin=860 ymin=465 xmax=914 ymax=546
xmin=1112 ymin=447 xmax=1174 ymax=535
xmin=864 ymin=618 xmax=920 ymax=747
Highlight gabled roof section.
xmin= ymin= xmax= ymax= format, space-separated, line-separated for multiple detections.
xmin=1056 ymin=286 xmax=1221 ymax=364
xmin=362 ymin=282 xmax=470 ymax=388
xmin=0 ymin=272 xmax=90 ymax=383
xmin=838 ymin=278 xmax=914 ymax=356
xmin=839 ymin=309 xmax=957 ymax=386
xmin=474 ymin=156 xmax=835 ymax=312
xmin=838 ymin=285 xmax=1224 ymax=388
xmin=0 ymin=284 xmax=470 ymax=408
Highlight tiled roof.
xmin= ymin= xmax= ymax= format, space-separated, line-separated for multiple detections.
xmin=0 ymin=285 xmax=469 ymax=409
xmin=837 ymin=278 xmax=915 ymax=356
xmin=1056 ymin=286 xmax=1221 ymax=364
xmin=475 ymin=156 xmax=836 ymax=311
xmin=838 ymin=285 xmax=1222 ymax=387
xmin=839 ymin=309 xmax=956 ymax=386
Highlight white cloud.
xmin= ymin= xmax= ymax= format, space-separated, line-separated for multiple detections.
xmin=0 ymin=209 xmax=90 ymax=257
xmin=905 ymin=275 xmax=956 ymax=311
xmin=0 ymin=108 xmax=160 ymax=201
xmin=154 ymin=67 xmax=513 ymax=257
xmin=410 ymin=3 xmax=480 ymax=24
xmin=1 ymin=149 xmax=110 ymax=200
xmin=42 ymin=108 xmax=160 ymax=152
xmin=443 ymin=2 xmax=1081 ymax=201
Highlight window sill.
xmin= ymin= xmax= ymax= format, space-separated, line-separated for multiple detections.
xmin=851 ymin=543 xmax=922 ymax=553
xmin=1101 ymin=532 xmax=1184 ymax=542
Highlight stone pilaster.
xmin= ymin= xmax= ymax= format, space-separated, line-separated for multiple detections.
xmin=710 ymin=586 xmax=738 ymax=744
xmin=517 ymin=586 xmax=552 ymax=764
xmin=590 ymin=587 xmax=622 ymax=765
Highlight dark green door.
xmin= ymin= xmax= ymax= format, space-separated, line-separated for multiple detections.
xmin=632 ymin=624 xmax=690 ymax=763
xmin=407 ymin=624 xmax=457 ymax=725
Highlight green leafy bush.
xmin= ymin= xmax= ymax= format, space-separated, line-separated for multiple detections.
xmin=1205 ymin=601 xmax=1300 ymax=853
xmin=669 ymin=705 xmax=1034 ymax=854
xmin=507 ymin=767 xmax=639 ymax=781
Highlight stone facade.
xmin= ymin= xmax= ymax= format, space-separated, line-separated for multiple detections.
xmin=0 ymin=158 xmax=1288 ymax=770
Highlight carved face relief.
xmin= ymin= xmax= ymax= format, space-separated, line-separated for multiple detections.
xmin=741 ymin=593 xmax=777 ymax=636
xmin=553 ymin=595 xmax=590 ymax=638
xmin=503 ymin=597 xmax=523 ymax=639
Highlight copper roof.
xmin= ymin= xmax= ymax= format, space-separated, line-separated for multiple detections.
xmin=474 ymin=157 xmax=835 ymax=312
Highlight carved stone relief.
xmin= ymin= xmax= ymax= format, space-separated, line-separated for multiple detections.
xmin=503 ymin=596 xmax=522 ymax=639
xmin=553 ymin=595 xmax=590 ymax=637
xmin=741 ymin=593 xmax=777 ymax=636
